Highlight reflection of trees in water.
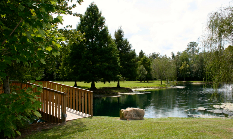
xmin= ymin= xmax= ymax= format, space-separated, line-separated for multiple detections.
xmin=93 ymin=93 xmax=153 ymax=117
xmin=93 ymin=84 xmax=233 ymax=117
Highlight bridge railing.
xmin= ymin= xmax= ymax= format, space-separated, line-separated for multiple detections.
xmin=34 ymin=81 xmax=93 ymax=118
xmin=0 ymin=81 xmax=93 ymax=123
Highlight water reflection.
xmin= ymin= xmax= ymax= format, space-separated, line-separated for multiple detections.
xmin=93 ymin=84 xmax=233 ymax=118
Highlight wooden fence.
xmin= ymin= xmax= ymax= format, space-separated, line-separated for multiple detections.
xmin=0 ymin=81 xmax=93 ymax=123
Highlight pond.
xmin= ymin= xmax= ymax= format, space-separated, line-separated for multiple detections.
xmin=93 ymin=83 xmax=233 ymax=118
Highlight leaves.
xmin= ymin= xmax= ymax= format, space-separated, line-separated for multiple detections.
xmin=68 ymin=3 xmax=120 ymax=88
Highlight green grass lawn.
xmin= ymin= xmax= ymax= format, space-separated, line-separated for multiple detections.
xmin=55 ymin=81 xmax=172 ymax=89
xmin=23 ymin=116 xmax=233 ymax=139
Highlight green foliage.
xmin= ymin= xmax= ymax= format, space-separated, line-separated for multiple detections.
xmin=203 ymin=5 xmax=233 ymax=85
xmin=137 ymin=65 xmax=147 ymax=82
xmin=58 ymin=29 xmax=84 ymax=81
xmin=138 ymin=56 xmax=152 ymax=81
xmin=0 ymin=0 xmax=83 ymax=91
xmin=69 ymin=2 xmax=120 ymax=89
xmin=114 ymin=28 xmax=137 ymax=82
xmin=0 ymin=86 xmax=42 ymax=138
xmin=151 ymin=55 xmax=176 ymax=84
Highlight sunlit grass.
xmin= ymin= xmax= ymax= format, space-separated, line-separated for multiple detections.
xmin=23 ymin=116 xmax=233 ymax=139
xmin=55 ymin=80 xmax=173 ymax=89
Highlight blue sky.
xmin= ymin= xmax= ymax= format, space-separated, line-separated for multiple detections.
xmin=58 ymin=0 xmax=232 ymax=57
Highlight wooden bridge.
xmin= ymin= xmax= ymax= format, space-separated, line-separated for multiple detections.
xmin=0 ymin=81 xmax=93 ymax=123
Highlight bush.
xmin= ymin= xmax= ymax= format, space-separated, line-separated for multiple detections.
xmin=0 ymin=85 xmax=42 ymax=138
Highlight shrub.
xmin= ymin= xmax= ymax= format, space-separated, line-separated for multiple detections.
xmin=0 ymin=85 xmax=42 ymax=138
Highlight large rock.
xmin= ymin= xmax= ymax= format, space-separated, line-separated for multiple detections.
xmin=120 ymin=108 xmax=145 ymax=120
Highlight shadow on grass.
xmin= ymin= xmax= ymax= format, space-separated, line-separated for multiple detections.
xmin=135 ymin=81 xmax=155 ymax=83
xmin=25 ymin=120 xmax=87 ymax=139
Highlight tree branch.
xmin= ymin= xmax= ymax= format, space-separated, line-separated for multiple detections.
xmin=1 ymin=18 xmax=23 ymax=46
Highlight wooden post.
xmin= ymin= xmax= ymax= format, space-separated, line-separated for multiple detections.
xmin=48 ymin=90 xmax=52 ymax=122
xmin=55 ymin=91 xmax=58 ymax=123
xmin=85 ymin=90 xmax=88 ymax=114
xmin=73 ymin=87 xmax=76 ymax=110
xmin=69 ymin=86 xmax=72 ymax=109
xmin=57 ymin=83 xmax=61 ymax=91
xmin=45 ymin=88 xmax=48 ymax=121
xmin=41 ymin=88 xmax=45 ymax=118
xmin=61 ymin=92 xmax=67 ymax=123
xmin=76 ymin=88 xmax=79 ymax=111
xmin=56 ymin=91 xmax=61 ymax=122
xmin=82 ymin=89 xmax=85 ymax=113
xmin=52 ymin=89 xmax=55 ymax=122
xmin=79 ymin=89 xmax=82 ymax=112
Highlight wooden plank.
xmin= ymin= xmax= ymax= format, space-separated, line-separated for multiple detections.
xmin=88 ymin=91 xmax=91 ymax=115
xmin=61 ymin=93 xmax=64 ymax=123
xmin=41 ymin=88 xmax=45 ymax=117
xmin=52 ymin=81 xmax=55 ymax=89
xmin=48 ymin=90 xmax=52 ymax=122
xmin=82 ymin=89 xmax=85 ymax=113
xmin=76 ymin=88 xmax=79 ymax=111
xmin=55 ymin=92 xmax=58 ymax=123
xmin=69 ymin=86 xmax=72 ymax=109
xmin=58 ymin=92 xmax=60 ymax=120
xmin=66 ymin=85 xmax=70 ymax=108
xmin=52 ymin=90 xmax=55 ymax=123
xmin=79 ymin=89 xmax=82 ymax=112
xmin=73 ymin=87 xmax=76 ymax=110
xmin=45 ymin=89 xmax=48 ymax=120
xmin=57 ymin=83 xmax=61 ymax=92
xmin=85 ymin=90 xmax=87 ymax=114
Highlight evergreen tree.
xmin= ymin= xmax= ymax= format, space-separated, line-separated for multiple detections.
xmin=70 ymin=3 xmax=119 ymax=90
xmin=114 ymin=28 xmax=137 ymax=87
xmin=139 ymin=56 xmax=152 ymax=82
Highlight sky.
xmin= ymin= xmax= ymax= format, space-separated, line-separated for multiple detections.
xmin=58 ymin=0 xmax=232 ymax=57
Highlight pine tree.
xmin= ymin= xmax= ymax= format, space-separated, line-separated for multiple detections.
xmin=114 ymin=28 xmax=137 ymax=87
xmin=69 ymin=3 xmax=119 ymax=90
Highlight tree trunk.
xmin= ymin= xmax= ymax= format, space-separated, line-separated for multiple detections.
xmin=161 ymin=79 xmax=162 ymax=85
xmin=3 ymin=76 xmax=10 ymax=94
xmin=117 ymin=80 xmax=120 ymax=88
xmin=91 ymin=80 xmax=97 ymax=90
xmin=74 ymin=80 xmax=77 ymax=87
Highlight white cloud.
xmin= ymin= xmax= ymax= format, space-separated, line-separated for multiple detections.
xmin=59 ymin=0 xmax=233 ymax=57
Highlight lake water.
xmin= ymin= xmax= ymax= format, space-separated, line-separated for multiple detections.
xmin=93 ymin=83 xmax=233 ymax=118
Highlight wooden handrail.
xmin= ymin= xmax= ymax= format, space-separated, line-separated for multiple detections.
xmin=0 ymin=81 xmax=93 ymax=123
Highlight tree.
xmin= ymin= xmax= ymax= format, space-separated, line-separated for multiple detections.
xmin=114 ymin=27 xmax=137 ymax=87
xmin=138 ymin=50 xmax=145 ymax=60
xmin=0 ymin=0 xmax=84 ymax=137
xmin=139 ymin=56 xmax=152 ymax=82
xmin=149 ymin=52 xmax=160 ymax=60
xmin=137 ymin=65 xmax=147 ymax=82
xmin=151 ymin=55 xmax=176 ymax=84
xmin=203 ymin=5 xmax=233 ymax=85
xmin=59 ymin=29 xmax=85 ymax=83
xmin=0 ymin=0 xmax=83 ymax=94
xmin=71 ymin=3 xmax=120 ymax=90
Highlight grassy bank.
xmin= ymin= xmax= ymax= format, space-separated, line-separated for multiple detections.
xmin=21 ymin=116 xmax=233 ymax=139
xmin=55 ymin=81 xmax=171 ymax=89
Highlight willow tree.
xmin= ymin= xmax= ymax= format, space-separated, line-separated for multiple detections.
xmin=204 ymin=5 xmax=233 ymax=85
xmin=70 ymin=3 xmax=120 ymax=90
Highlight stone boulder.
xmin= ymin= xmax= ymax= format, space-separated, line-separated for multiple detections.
xmin=120 ymin=108 xmax=145 ymax=120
